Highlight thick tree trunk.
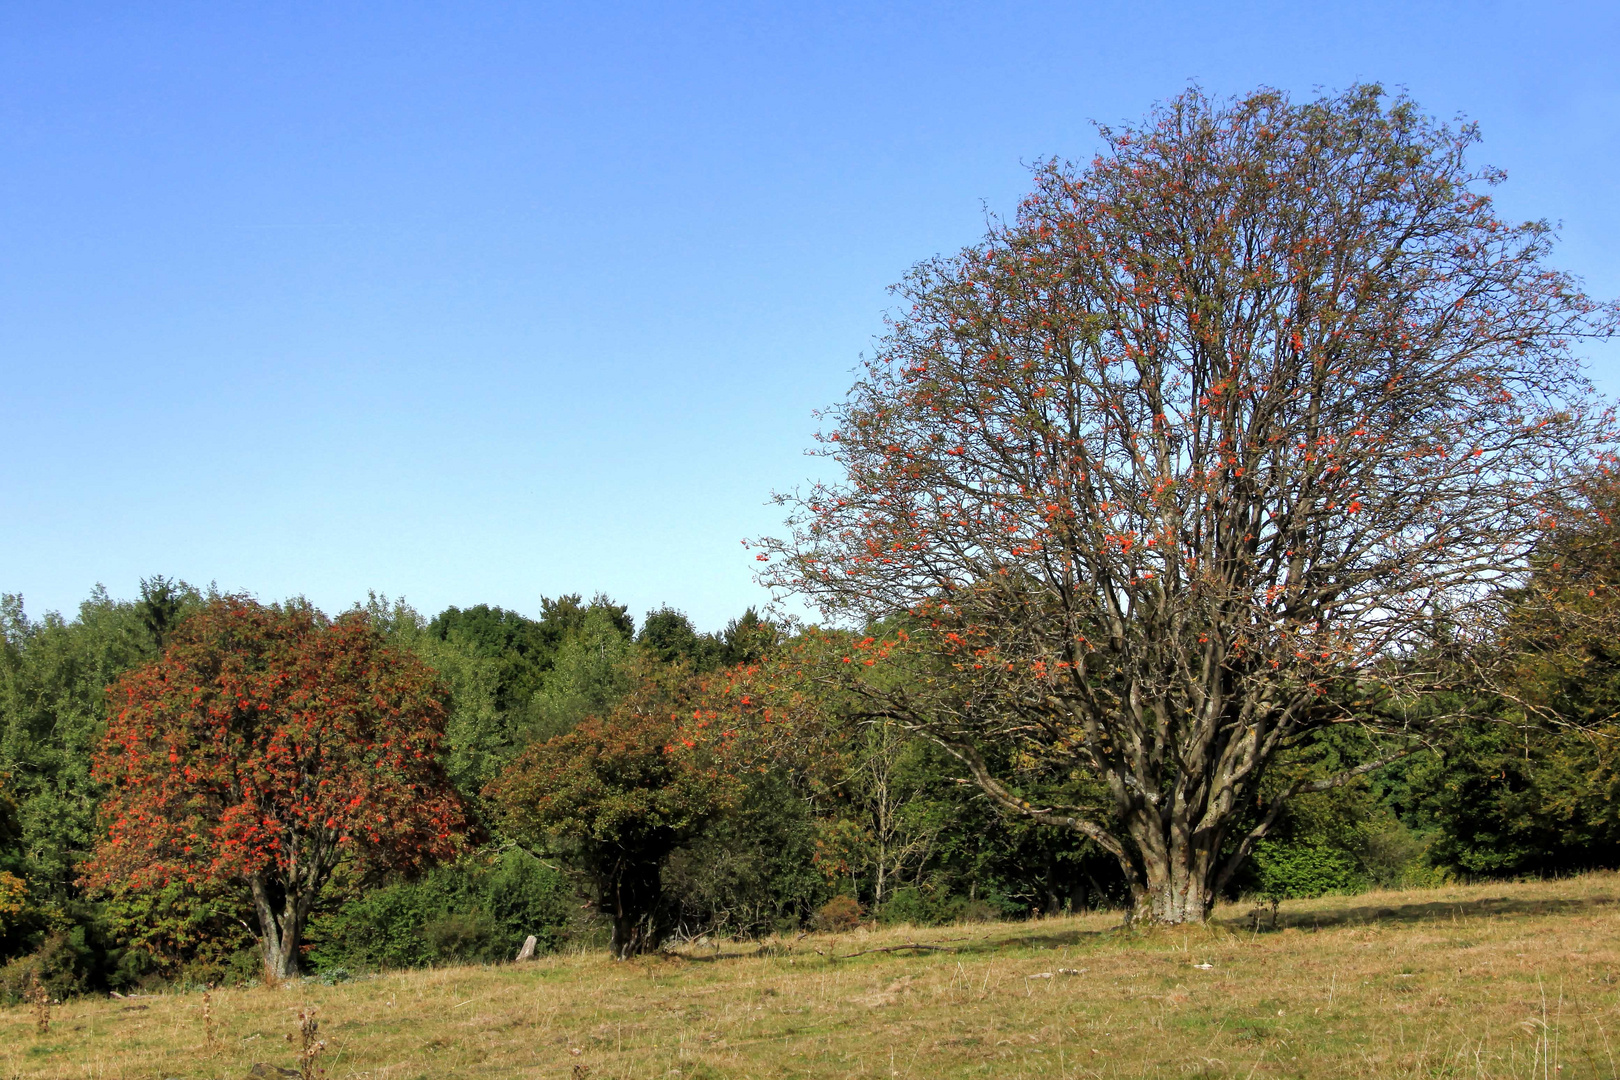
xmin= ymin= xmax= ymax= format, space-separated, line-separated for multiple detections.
xmin=603 ymin=860 xmax=664 ymax=960
xmin=248 ymin=873 xmax=308 ymax=978
xmin=1130 ymin=861 xmax=1213 ymax=924
xmin=1123 ymin=812 xmax=1219 ymax=925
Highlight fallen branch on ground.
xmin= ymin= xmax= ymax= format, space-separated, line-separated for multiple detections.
xmin=829 ymin=941 xmax=962 ymax=960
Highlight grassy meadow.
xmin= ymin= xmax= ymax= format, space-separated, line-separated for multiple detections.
xmin=5 ymin=874 xmax=1620 ymax=1079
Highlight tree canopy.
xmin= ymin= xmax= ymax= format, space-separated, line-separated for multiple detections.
xmin=486 ymin=664 xmax=738 ymax=957
xmin=762 ymin=84 xmax=1616 ymax=923
xmin=82 ymin=598 xmax=471 ymax=977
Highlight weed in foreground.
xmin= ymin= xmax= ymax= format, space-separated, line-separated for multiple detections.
xmin=27 ymin=977 xmax=47 ymax=1036
xmin=285 ymin=1006 xmax=324 ymax=1080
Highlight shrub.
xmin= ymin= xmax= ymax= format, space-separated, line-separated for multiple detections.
xmin=875 ymin=886 xmax=932 ymax=926
xmin=1250 ymin=841 xmax=1362 ymax=902
xmin=101 ymin=878 xmax=256 ymax=985
xmin=307 ymin=848 xmax=573 ymax=971
xmin=0 ymin=931 xmax=94 ymax=1004
xmin=422 ymin=912 xmax=496 ymax=959
xmin=811 ymin=895 xmax=864 ymax=933
xmin=876 ymin=887 xmax=1012 ymax=927
xmin=879 ymin=886 xmax=966 ymax=927
xmin=1359 ymin=821 xmax=1441 ymax=889
xmin=956 ymin=899 xmax=1002 ymax=923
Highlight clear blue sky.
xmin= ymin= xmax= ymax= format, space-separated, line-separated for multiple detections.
xmin=3 ymin=2 xmax=1616 ymax=631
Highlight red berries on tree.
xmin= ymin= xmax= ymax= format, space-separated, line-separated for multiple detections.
xmin=761 ymin=85 xmax=1615 ymax=924
xmin=83 ymin=597 xmax=471 ymax=978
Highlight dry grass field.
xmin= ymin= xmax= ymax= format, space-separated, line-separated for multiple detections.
xmin=5 ymin=874 xmax=1620 ymax=1079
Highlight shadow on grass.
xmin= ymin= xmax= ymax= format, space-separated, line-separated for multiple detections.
xmin=1224 ymin=891 xmax=1620 ymax=933
xmin=662 ymin=889 xmax=1620 ymax=964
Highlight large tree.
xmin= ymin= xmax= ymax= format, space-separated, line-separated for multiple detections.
xmin=83 ymin=598 xmax=471 ymax=977
xmin=761 ymin=85 xmax=1614 ymax=923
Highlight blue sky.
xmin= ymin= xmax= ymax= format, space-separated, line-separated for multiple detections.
xmin=2 ymin=1 xmax=1616 ymax=631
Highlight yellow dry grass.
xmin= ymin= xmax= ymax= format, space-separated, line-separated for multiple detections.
xmin=6 ymin=873 xmax=1620 ymax=1078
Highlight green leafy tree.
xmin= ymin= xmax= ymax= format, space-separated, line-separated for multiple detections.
xmin=426 ymin=594 xmax=638 ymax=748
xmin=720 ymin=625 xmax=1121 ymax=923
xmin=541 ymin=593 xmax=634 ymax=644
xmin=640 ymin=607 xmax=722 ymax=671
xmin=428 ymin=604 xmax=553 ymax=716
xmin=135 ymin=576 xmax=194 ymax=652
xmin=368 ymin=594 xmax=644 ymax=818
xmin=719 ymin=609 xmax=781 ymax=667
xmin=359 ymin=596 xmax=513 ymax=803
xmin=0 ymin=589 xmax=161 ymax=925
xmin=1412 ymin=722 xmax=1618 ymax=876
xmin=1413 ymin=468 xmax=1620 ymax=877
xmin=524 ymin=604 xmax=638 ymax=742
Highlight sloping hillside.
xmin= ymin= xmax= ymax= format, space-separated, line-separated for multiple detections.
xmin=6 ymin=874 xmax=1619 ymax=1078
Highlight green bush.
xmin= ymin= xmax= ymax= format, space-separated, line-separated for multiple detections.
xmin=876 ymin=886 xmax=939 ymax=926
xmin=102 ymin=879 xmax=256 ymax=986
xmin=422 ymin=912 xmax=496 ymax=959
xmin=878 ymin=885 xmax=1001 ymax=926
xmin=307 ymin=848 xmax=573 ymax=971
xmin=1250 ymin=841 xmax=1362 ymax=901
xmin=0 ymin=930 xmax=95 ymax=1003
xmin=1358 ymin=821 xmax=1445 ymax=889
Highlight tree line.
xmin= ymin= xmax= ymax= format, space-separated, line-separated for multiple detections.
xmin=3 ymin=538 xmax=1618 ymax=993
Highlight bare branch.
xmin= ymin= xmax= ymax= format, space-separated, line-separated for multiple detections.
xmin=758 ymin=83 xmax=1615 ymax=924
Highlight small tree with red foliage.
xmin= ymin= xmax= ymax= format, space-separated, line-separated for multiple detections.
xmin=83 ymin=598 xmax=471 ymax=978
xmin=486 ymin=665 xmax=738 ymax=958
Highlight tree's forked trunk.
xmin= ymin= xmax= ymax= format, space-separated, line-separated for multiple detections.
xmin=248 ymin=873 xmax=306 ymax=979
xmin=1131 ymin=866 xmax=1212 ymax=925
xmin=609 ymin=912 xmax=645 ymax=960
xmin=1124 ymin=813 xmax=1219 ymax=926
xmin=604 ymin=860 xmax=664 ymax=960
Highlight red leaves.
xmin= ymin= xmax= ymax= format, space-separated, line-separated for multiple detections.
xmin=82 ymin=597 xmax=471 ymax=900
xmin=486 ymin=669 xmax=740 ymax=869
